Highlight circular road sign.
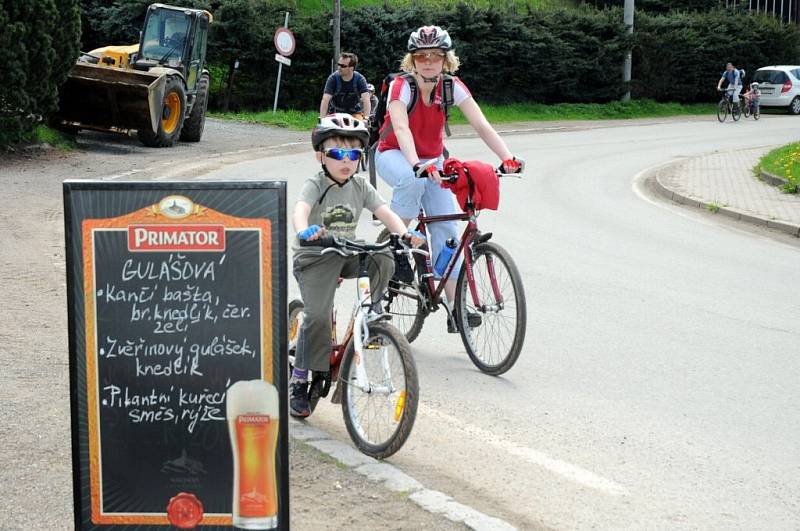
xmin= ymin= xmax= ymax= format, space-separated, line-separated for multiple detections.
xmin=274 ymin=28 xmax=296 ymax=57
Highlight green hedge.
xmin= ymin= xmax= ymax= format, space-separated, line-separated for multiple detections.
xmin=1 ymin=0 xmax=81 ymax=147
xmin=63 ymin=1 xmax=800 ymax=116
xmin=633 ymin=9 xmax=800 ymax=102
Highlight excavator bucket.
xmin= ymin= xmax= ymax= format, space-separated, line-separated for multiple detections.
xmin=54 ymin=62 xmax=166 ymax=134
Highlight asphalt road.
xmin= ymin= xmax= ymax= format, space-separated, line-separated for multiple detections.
xmin=6 ymin=115 xmax=797 ymax=530
xmin=198 ymin=115 xmax=800 ymax=530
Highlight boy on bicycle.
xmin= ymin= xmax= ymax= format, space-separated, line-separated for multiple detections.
xmin=291 ymin=113 xmax=424 ymax=417
xmin=742 ymin=82 xmax=761 ymax=113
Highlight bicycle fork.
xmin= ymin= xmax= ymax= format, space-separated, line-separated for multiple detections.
xmin=351 ymin=255 xmax=394 ymax=395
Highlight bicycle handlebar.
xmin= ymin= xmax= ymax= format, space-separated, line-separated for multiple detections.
xmin=299 ymin=233 xmax=426 ymax=257
xmin=414 ymin=157 xmax=526 ymax=183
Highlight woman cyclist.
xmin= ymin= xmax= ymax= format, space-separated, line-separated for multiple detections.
xmin=374 ymin=25 xmax=521 ymax=315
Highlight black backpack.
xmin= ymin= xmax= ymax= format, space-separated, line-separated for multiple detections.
xmin=368 ymin=72 xmax=455 ymax=147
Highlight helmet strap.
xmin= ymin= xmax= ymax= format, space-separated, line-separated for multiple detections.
xmin=317 ymin=165 xmax=351 ymax=204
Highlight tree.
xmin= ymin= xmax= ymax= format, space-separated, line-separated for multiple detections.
xmin=0 ymin=0 xmax=81 ymax=146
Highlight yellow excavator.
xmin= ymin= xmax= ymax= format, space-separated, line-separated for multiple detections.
xmin=53 ymin=3 xmax=212 ymax=147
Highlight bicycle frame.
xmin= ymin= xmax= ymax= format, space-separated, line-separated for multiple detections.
xmin=325 ymin=253 xmax=394 ymax=395
xmin=412 ymin=204 xmax=503 ymax=313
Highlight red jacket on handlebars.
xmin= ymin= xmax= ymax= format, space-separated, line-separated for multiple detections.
xmin=442 ymin=159 xmax=500 ymax=211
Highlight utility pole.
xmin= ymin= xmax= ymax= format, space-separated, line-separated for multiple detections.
xmin=622 ymin=0 xmax=634 ymax=102
xmin=332 ymin=0 xmax=341 ymax=72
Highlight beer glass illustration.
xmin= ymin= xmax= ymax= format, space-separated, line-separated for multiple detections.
xmin=226 ymin=380 xmax=279 ymax=529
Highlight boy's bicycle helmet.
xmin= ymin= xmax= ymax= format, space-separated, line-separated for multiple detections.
xmin=751 ymin=82 xmax=759 ymax=88
xmin=312 ymin=113 xmax=369 ymax=151
xmin=407 ymin=25 xmax=452 ymax=52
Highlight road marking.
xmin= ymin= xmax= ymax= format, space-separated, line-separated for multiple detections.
xmin=291 ymin=419 xmax=518 ymax=530
xmin=420 ymin=404 xmax=629 ymax=497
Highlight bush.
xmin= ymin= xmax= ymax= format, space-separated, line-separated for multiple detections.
xmin=0 ymin=0 xmax=80 ymax=147
xmin=72 ymin=1 xmax=800 ymax=113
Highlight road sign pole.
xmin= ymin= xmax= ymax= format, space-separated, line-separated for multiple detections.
xmin=622 ymin=0 xmax=634 ymax=103
xmin=273 ymin=12 xmax=290 ymax=115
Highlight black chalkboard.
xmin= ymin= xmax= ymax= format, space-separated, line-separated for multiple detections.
xmin=64 ymin=182 xmax=288 ymax=530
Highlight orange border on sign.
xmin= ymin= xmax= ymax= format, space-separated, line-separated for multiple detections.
xmin=82 ymin=200 xmax=273 ymax=525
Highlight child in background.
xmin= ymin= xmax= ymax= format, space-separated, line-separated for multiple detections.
xmin=742 ymin=82 xmax=761 ymax=115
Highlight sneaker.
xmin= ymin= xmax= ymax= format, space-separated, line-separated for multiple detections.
xmin=446 ymin=311 xmax=482 ymax=333
xmin=289 ymin=381 xmax=311 ymax=418
xmin=366 ymin=302 xmax=391 ymax=323
xmin=393 ymin=254 xmax=415 ymax=283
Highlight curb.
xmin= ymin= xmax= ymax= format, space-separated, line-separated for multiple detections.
xmin=290 ymin=420 xmax=517 ymax=531
xmin=759 ymin=168 xmax=792 ymax=188
xmin=650 ymin=159 xmax=800 ymax=238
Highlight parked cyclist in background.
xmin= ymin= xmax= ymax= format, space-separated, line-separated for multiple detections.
xmin=319 ymin=53 xmax=372 ymax=120
xmin=742 ymin=82 xmax=761 ymax=113
xmin=374 ymin=25 xmax=521 ymax=319
xmin=367 ymin=83 xmax=379 ymax=122
xmin=717 ymin=62 xmax=744 ymax=108
xmin=290 ymin=114 xmax=423 ymax=417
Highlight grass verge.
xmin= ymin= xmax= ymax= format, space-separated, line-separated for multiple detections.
xmin=2 ymin=125 xmax=77 ymax=152
xmin=210 ymin=99 xmax=716 ymax=131
xmin=757 ymin=142 xmax=800 ymax=193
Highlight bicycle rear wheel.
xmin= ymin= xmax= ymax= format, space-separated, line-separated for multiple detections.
xmin=455 ymin=241 xmax=526 ymax=376
xmin=753 ymin=107 xmax=760 ymax=120
xmin=340 ymin=322 xmax=418 ymax=459
xmin=288 ymin=299 xmax=324 ymax=412
xmin=743 ymin=103 xmax=751 ymax=118
xmin=377 ymin=228 xmax=427 ymax=343
xmin=717 ymin=100 xmax=728 ymax=122
xmin=732 ymin=102 xmax=742 ymax=121
xmin=368 ymin=144 xmax=378 ymax=189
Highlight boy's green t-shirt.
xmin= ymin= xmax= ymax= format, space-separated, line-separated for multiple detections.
xmin=293 ymin=172 xmax=385 ymax=253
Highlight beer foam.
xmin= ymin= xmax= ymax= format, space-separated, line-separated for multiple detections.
xmin=226 ymin=380 xmax=279 ymax=418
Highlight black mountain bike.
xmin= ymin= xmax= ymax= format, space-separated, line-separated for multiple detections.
xmin=717 ymin=88 xmax=742 ymax=123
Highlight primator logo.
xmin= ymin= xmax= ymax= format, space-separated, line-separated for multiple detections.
xmin=127 ymin=225 xmax=226 ymax=252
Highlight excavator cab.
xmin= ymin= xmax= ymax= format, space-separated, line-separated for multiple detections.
xmin=53 ymin=4 xmax=212 ymax=147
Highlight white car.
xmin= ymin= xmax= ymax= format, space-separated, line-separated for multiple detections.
xmin=751 ymin=66 xmax=800 ymax=114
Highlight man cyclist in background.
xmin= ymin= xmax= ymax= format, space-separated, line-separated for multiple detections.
xmin=319 ymin=52 xmax=372 ymax=120
xmin=717 ymin=62 xmax=744 ymax=110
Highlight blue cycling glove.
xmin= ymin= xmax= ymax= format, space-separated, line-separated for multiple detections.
xmin=298 ymin=225 xmax=322 ymax=241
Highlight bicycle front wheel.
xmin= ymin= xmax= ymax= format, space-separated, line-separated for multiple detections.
xmin=717 ymin=100 xmax=728 ymax=122
xmin=743 ymin=103 xmax=751 ymax=118
xmin=753 ymin=107 xmax=760 ymax=120
xmin=340 ymin=323 xmax=419 ymax=459
xmin=455 ymin=241 xmax=526 ymax=376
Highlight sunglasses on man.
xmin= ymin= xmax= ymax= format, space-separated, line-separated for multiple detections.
xmin=337 ymin=62 xmax=353 ymax=68
xmin=323 ymin=147 xmax=363 ymax=161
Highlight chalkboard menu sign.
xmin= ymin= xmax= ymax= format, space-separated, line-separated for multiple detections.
xmin=64 ymin=182 xmax=288 ymax=530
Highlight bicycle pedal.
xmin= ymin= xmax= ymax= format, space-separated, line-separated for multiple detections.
xmin=467 ymin=312 xmax=482 ymax=328
xmin=330 ymin=383 xmax=342 ymax=404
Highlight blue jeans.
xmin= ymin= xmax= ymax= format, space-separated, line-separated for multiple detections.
xmin=375 ymin=148 xmax=462 ymax=276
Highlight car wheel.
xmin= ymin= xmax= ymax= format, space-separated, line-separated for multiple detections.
xmin=789 ymin=97 xmax=800 ymax=115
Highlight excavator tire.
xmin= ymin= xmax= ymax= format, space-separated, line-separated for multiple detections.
xmin=180 ymin=74 xmax=209 ymax=142
xmin=138 ymin=76 xmax=186 ymax=147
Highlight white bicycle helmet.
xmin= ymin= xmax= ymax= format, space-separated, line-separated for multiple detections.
xmin=407 ymin=25 xmax=452 ymax=52
xmin=751 ymin=82 xmax=759 ymax=89
xmin=311 ymin=113 xmax=369 ymax=151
